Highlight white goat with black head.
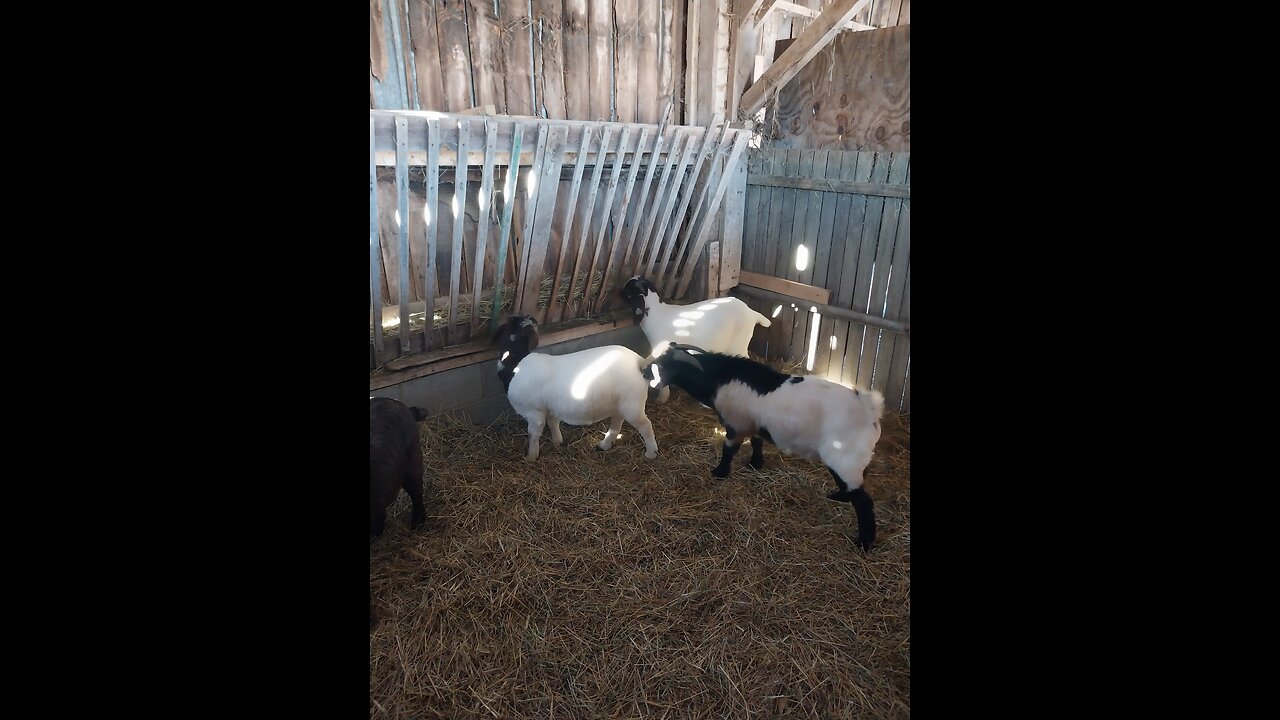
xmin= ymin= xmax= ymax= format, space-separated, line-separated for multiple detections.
xmin=645 ymin=344 xmax=884 ymax=551
xmin=618 ymin=276 xmax=771 ymax=402
xmin=494 ymin=315 xmax=659 ymax=461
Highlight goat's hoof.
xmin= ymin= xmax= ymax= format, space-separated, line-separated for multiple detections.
xmin=644 ymin=450 xmax=658 ymax=460
xmin=856 ymin=537 xmax=874 ymax=553
xmin=748 ymin=458 xmax=764 ymax=470
xmin=596 ymin=443 xmax=611 ymax=451
xmin=711 ymin=466 xmax=730 ymax=479
xmin=524 ymin=454 xmax=539 ymax=462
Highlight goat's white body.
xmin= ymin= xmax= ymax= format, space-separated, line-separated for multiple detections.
xmin=504 ymin=345 xmax=658 ymax=461
xmin=639 ymin=294 xmax=771 ymax=401
xmin=715 ymin=378 xmax=884 ymax=489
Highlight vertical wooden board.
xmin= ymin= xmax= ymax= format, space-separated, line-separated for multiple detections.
xmin=470 ymin=120 xmax=498 ymax=336
xmin=446 ymin=121 xmax=471 ymax=344
xmin=758 ymin=151 xmax=787 ymax=280
xmin=782 ymin=151 xmax=815 ymax=287
xmin=491 ymin=125 xmax=525 ymax=331
xmin=872 ymin=0 xmax=900 ymax=28
xmin=854 ymin=0 xmax=874 ymax=25
xmin=370 ymin=116 xmax=385 ymax=364
xmin=683 ymin=0 xmax=699 ymax=125
xmin=808 ymin=151 xmax=847 ymax=379
xmin=435 ymin=0 xmax=472 ymax=112
xmin=851 ymin=151 xmax=900 ymax=388
xmin=515 ymin=125 xmax=551 ymax=313
xmin=423 ymin=118 xmax=442 ymax=350
xmin=532 ymin=0 xmax=567 ymax=119
xmin=882 ymin=262 xmax=910 ymax=409
xmin=837 ymin=150 xmax=880 ymax=386
xmin=404 ymin=0 xmax=445 ymax=111
xmin=395 ymin=116 xmax=412 ymax=343
xmin=370 ymin=0 xmax=387 ymax=85
xmin=663 ymin=0 xmax=682 ymax=119
xmin=584 ymin=127 xmax=633 ymax=312
xmin=900 ymin=356 xmax=910 ymax=414
xmin=636 ymin=2 xmax=660 ymax=123
xmin=467 ymin=0 xmax=507 ymax=113
xmin=523 ymin=126 xmax=569 ymax=319
xmin=899 ymin=0 xmax=911 ymax=25
xmin=566 ymin=126 xmax=614 ymax=314
xmin=548 ymin=128 xmax=594 ymax=321
xmin=719 ymin=142 xmax=747 ymax=292
xmin=708 ymin=241 xmax=721 ymax=298
xmin=741 ymin=152 xmax=761 ymax=272
xmin=588 ymin=0 xmax=613 ymax=121
xmin=376 ymin=176 xmax=401 ymax=307
xmin=872 ymin=181 xmax=909 ymax=392
xmin=605 ymin=128 xmax=651 ymax=300
xmin=771 ymin=150 xmax=802 ymax=279
xmin=613 ymin=2 xmax=639 ymax=123
xmin=500 ymin=0 xmax=536 ymax=116
xmin=743 ymin=150 xmax=774 ymax=274
xmin=857 ymin=151 xmax=908 ymax=389
xmin=794 ymin=151 xmax=829 ymax=285
xmin=561 ymin=0 xmax=590 ymax=120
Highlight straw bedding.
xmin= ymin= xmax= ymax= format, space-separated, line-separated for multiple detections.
xmin=370 ymin=380 xmax=911 ymax=719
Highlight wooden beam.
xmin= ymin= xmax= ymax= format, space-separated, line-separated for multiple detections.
xmin=746 ymin=174 xmax=910 ymax=198
xmin=772 ymin=1 xmax=877 ymax=32
xmin=738 ymin=270 xmax=830 ymax=305
xmin=740 ymin=0 xmax=872 ymax=118
xmin=732 ymin=284 xmax=908 ymax=336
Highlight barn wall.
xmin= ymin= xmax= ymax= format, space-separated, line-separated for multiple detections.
xmin=738 ymin=147 xmax=909 ymax=412
xmin=763 ymin=22 xmax=909 ymax=151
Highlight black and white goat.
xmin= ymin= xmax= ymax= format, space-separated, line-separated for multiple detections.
xmin=494 ymin=315 xmax=659 ymax=461
xmin=370 ymin=397 xmax=428 ymax=537
xmin=619 ymin=276 xmax=771 ymax=402
xmin=645 ymin=344 xmax=884 ymax=550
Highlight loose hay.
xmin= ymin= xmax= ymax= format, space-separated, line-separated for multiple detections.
xmin=370 ymin=390 xmax=911 ymax=719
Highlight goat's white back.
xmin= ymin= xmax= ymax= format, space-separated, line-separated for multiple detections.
xmin=507 ymin=345 xmax=649 ymax=425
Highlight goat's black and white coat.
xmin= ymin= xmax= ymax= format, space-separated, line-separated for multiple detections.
xmin=494 ymin=316 xmax=659 ymax=462
xmin=370 ymin=397 xmax=428 ymax=537
xmin=646 ymin=345 xmax=884 ymax=550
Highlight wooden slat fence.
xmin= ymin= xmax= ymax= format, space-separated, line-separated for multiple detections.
xmin=371 ymin=110 xmax=750 ymax=370
xmin=737 ymin=147 xmax=910 ymax=412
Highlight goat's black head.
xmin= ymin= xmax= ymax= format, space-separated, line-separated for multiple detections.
xmin=493 ymin=316 xmax=540 ymax=391
xmin=619 ymin=276 xmax=661 ymax=325
xmin=644 ymin=342 xmax=709 ymax=393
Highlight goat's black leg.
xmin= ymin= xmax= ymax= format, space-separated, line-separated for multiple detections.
xmin=827 ymin=467 xmax=876 ymax=552
xmin=712 ymin=426 xmax=744 ymax=478
xmin=748 ymin=436 xmax=765 ymax=469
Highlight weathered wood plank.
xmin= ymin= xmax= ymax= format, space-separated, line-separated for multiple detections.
xmin=882 ymin=259 xmax=910 ymax=409
xmin=857 ymin=151 xmax=908 ymax=391
xmin=684 ymin=0 xmax=700 ymax=126
xmin=708 ymin=241 xmax=722 ymax=298
xmin=785 ymin=151 xmax=819 ymax=286
xmin=582 ymin=127 xmax=632 ymax=314
xmin=562 ymin=0 xmax=590 ymax=119
xmin=675 ymin=133 xmax=751 ymax=297
xmin=662 ymin=0 xmax=681 ymax=116
xmin=490 ymin=125 xmax=525 ymax=332
xmin=739 ymin=270 xmax=831 ymax=305
xmin=732 ymin=284 xmax=907 ymax=335
xmin=872 ymin=161 xmax=909 ymax=393
xmin=395 ymin=117 xmax=412 ymax=346
xmin=657 ymin=117 xmax=726 ymax=290
xmin=405 ymin=0 xmax=445 ymax=110
xmin=517 ymin=124 xmax=568 ymax=315
xmin=588 ymin=0 xmax=613 ymax=120
xmin=637 ymin=2 xmax=660 ymax=124
xmin=745 ymin=174 xmax=909 ymax=197
xmin=809 ymin=150 xmax=847 ymax=379
xmin=549 ymin=127 xmax=594 ymax=322
xmin=847 ymin=151 xmax=894 ymax=387
xmin=565 ymin=125 xmax=614 ymax=314
xmin=470 ymin=120 xmax=498 ymax=337
xmin=423 ymin=118 xmax=442 ymax=351
xmin=467 ymin=0 xmax=506 ymax=113
xmin=371 ymin=116 xmax=385 ymax=366
xmin=741 ymin=0 xmax=871 ymax=118
xmin=447 ymin=121 xmax=471 ymax=345
xmin=436 ymin=0 xmax=472 ymax=112
xmin=613 ymin=2 xmax=638 ymax=123
xmin=834 ymin=150 xmax=875 ymax=385
xmin=899 ymin=0 xmax=911 ymax=25
xmin=604 ymin=128 xmax=651 ymax=302
xmin=533 ymin=0 xmax=567 ymax=119
xmin=499 ymin=0 xmax=536 ymax=116
xmin=719 ymin=144 xmax=747 ymax=292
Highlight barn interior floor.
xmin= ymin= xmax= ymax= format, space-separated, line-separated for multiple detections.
xmin=371 ymin=387 xmax=911 ymax=718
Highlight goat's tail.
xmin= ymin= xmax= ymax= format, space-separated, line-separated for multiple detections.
xmin=854 ymin=388 xmax=885 ymax=422
xmin=752 ymin=308 xmax=772 ymax=328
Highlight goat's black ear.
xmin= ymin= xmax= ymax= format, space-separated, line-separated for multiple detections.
xmin=642 ymin=279 xmax=661 ymax=296
xmin=671 ymin=348 xmax=704 ymax=371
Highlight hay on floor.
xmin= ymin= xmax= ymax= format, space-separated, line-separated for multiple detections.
xmin=370 ymin=388 xmax=911 ymax=719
